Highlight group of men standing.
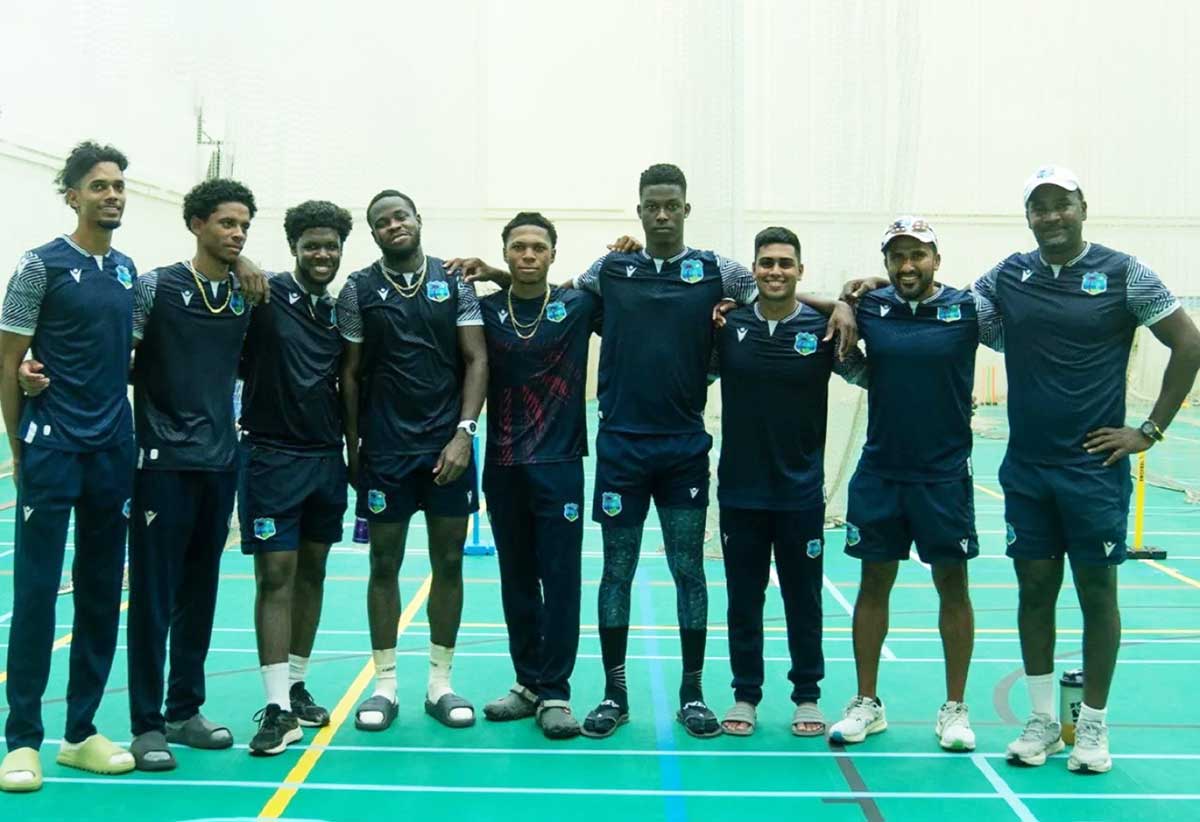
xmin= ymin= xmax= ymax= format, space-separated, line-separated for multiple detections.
xmin=1 ymin=142 xmax=1197 ymax=794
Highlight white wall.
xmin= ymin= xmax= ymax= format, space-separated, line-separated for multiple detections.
xmin=2 ymin=0 xmax=1196 ymax=307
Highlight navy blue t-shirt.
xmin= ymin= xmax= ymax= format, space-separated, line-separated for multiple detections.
xmin=714 ymin=303 xmax=866 ymax=510
xmin=240 ymin=272 xmax=342 ymax=454
xmin=973 ymin=243 xmax=1178 ymax=466
xmin=855 ymin=285 xmax=998 ymax=482
xmin=337 ymin=256 xmax=483 ymax=456
xmin=133 ymin=262 xmax=252 ymax=471
xmin=0 ymin=236 xmax=135 ymax=452
xmin=576 ymin=248 xmax=756 ymax=435
xmin=480 ymin=285 xmax=600 ymax=465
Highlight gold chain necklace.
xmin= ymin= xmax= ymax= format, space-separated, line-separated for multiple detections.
xmin=381 ymin=260 xmax=426 ymax=299
xmin=507 ymin=286 xmax=551 ymax=340
xmin=186 ymin=260 xmax=232 ymax=314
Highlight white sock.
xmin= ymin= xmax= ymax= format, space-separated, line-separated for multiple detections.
xmin=356 ymin=649 xmax=398 ymax=726
xmin=372 ymin=648 xmax=398 ymax=703
xmin=1026 ymin=673 xmax=1055 ymax=718
xmin=429 ymin=644 xmax=471 ymax=722
xmin=1078 ymin=702 xmax=1108 ymax=725
xmin=288 ymin=654 xmax=309 ymax=686
xmin=261 ymin=662 xmax=290 ymax=710
xmin=428 ymin=643 xmax=454 ymax=702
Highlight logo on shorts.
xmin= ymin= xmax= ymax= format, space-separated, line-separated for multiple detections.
xmin=938 ymin=305 xmax=962 ymax=323
xmin=426 ymin=280 xmax=451 ymax=302
xmin=680 ymin=259 xmax=704 ymax=284
xmin=563 ymin=503 xmax=580 ymax=522
xmin=181 ymin=289 xmax=194 ymax=306
xmin=1081 ymin=272 xmax=1108 ymax=295
xmin=122 ymin=499 xmax=131 ymax=519
xmin=1103 ymin=540 xmax=1118 ymax=557
xmin=845 ymin=522 xmax=861 ymax=546
xmin=253 ymin=517 xmax=276 ymax=540
xmin=1006 ymin=522 xmax=1017 ymax=546
xmin=115 ymin=265 xmax=133 ymax=288
xmin=794 ymin=332 xmax=818 ymax=356
xmin=230 ymin=292 xmax=246 ymax=315
xmin=601 ymin=492 xmax=623 ymax=517
xmin=806 ymin=539 xmax=823 ymax=559
xmin=959 ymin=538 xmax=970 ymax=551
xmin=467 ymin=490 xmax=474 ymax=505
xmin=22 ymin=505 xmax=34 ymax=521
xmin=689 ymin=487 xmax=700 ymax=499
xmin=367 ymin=489 xmax=387 ymax=514
xmin=546 ymin=301 xmax=567 ymax=323
xmin=144 ymin=511 xmax=157 ymax=526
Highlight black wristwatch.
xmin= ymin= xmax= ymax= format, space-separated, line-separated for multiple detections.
xmin=1138 ymin=419 xmax=1164 ymax=443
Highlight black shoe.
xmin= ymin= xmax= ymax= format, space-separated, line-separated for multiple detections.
xmin=249 ymin=704 xmax=302 ymax=756
xmin=290 ymin=682 xmax=331 ymax=728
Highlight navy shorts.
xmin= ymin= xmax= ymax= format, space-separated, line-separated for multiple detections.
xmin=356 ymin=450 xmax=480 ymax=523
xmin=999 ymin=454 xmax=1131 ymax=566
xmin=591 ymin=430 xmax=711 ymax=526
xmin=239 ymin=444 xmax=348 ymax=554
xmin=844 ymin=470 xmax=979 ymax=563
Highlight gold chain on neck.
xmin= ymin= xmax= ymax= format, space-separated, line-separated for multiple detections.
xmin=186 ymin=260 xmax=232 ymax=314
xmin=381 ymin=260 xmax=426 ymax=299
xmin=507 ymin=286 xmax=551 ymax=340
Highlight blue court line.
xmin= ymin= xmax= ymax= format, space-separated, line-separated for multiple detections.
xmin=635 ymin=565 xmax=688 ymax=822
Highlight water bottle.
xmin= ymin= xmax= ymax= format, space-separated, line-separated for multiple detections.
xmin=353 ymin=516 xmax=370 ymax=545
xmin=1059 ymin=668 xmax=1084 ymax=744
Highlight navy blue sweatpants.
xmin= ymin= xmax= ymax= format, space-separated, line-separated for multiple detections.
xmin=5 ymin=441 xmax=132 ymax=751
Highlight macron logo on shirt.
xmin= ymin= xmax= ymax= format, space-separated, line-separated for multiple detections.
xmin=736 ymin=327 xmax=747 ymax=342
xmin=288 ymin=292 xmax=301 ymax=304
xmin=499 ymin=310 xmax=508 ymax=323
xmin=1021 ymin=269 xmax=1034 ymax=283
xmin=181 ymin=289 xmax=194 ymax=306
xmin=880 ymin=305 xmax=891 ymax=317
xmin=625 ymin=265 xmax=637 ymax=277
xmin=69 ymin=268 xmax=82 ymax=283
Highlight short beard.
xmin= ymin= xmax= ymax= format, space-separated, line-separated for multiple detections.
xmin=97 ymin=218 xmax=122 ymax=230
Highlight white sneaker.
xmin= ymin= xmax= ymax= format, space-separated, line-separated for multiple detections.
xmin=828 ymin=696 xmax=887 ymax=744
xmin=1006 ymin=713 xmax=1065 ymax=766
xmin=1067 ymin=717 xmax=1112 ymax=774
xmin=935 ymin=701 xmax=976 ymax=752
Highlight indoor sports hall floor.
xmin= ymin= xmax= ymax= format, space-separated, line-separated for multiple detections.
xmin=2 ymin=403 xmax=1199 ymax=822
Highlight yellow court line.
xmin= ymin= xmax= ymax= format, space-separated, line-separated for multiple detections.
xmin=973 ymin=483 xmax=1005 ymax=501
xmin=257 ymin=574 xmax=433 ymax=820
xmin=1142 ymin=559 xmax=1200 ymax=591
xmin=0 ymin=601 xmax=129 ymax=685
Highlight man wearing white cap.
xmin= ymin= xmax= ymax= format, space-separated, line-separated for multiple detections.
xmin=973 ymin=167 xmax=1200 ymax=773
xmin=830 ymin=217 xmax=1002 ymax=751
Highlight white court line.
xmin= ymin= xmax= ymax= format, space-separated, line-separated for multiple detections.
xmin=0 ymin=549 xmax=12 ymax=558
xmin=909 ymin=548 xmax=931 ymax=571
xmin=32 ymin=776 xmax=1200 ymax=801
xmin=823 ymin=574 xmax=898 ymax=660
xmin=971 ymin=754 xmax=1040 ymax=822
xmin=0 ymin=611 xmax=11 ymax=625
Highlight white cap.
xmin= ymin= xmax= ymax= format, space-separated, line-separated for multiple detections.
xmin=881 ymin=215 xmax=937 ymax=251
xmin=1023 ymin=165 xmax=1081 ymax=204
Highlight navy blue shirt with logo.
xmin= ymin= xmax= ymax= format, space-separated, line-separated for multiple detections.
xmin=0 ymin=236 xmax=136 ymax=452
xmin=855 ymin=285 xmax=1001 ymax=482
xmin=480 ymin=285 xmax=600 ymax=465
xmin=337 ymin=256 xmax=482 ymax=456
xmin=973 ymin=243 xmax=1179 ymax=466
xmin=575 ymin=248 xmax=757 ymax=435
xmin=133 ymin=262 xmax=252 ymax=471
xmin=714 ymin=303 xmax=866 ymax=510
xmin=240 ymin=271 xmax=342 ymax=454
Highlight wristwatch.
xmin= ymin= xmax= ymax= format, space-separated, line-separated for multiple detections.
xmin=457 ymin=419 xmax=479 ymax=437
xmin=1138 ymin=419 xmax=1164 ymax=443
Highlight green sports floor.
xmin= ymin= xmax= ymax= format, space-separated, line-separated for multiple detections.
xmin=2 ymin=403 xmax=1199 ymax=822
